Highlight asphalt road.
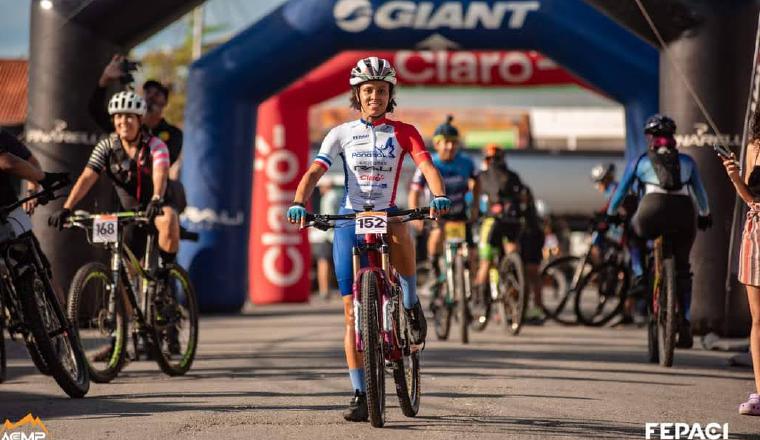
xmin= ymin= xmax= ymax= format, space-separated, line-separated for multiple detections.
xmin=1 ymin=300 xmax=758 ymax=440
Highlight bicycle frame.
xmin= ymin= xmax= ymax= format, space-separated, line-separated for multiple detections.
xmin=352 ymin=230 xmax=405 ymax=361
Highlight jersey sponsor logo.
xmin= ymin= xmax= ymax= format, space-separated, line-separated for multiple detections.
xmin=351 ymin=138 xmax=395 ymax=159
xmin=353 ymin=134 xmax=370 ymax=140
xmin=359 ymin=182 xmax=388 ymax=188
xmin=354 ymin=165 xmax=392 ymax=172
xmin=359 ymin=174 xmax=385 ymax=181
xmin=334 ymin=0 xmax=540 ymax=33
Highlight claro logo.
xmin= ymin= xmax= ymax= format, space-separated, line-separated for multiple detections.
xmin=334 ymin=0 xmax=540 ymax=33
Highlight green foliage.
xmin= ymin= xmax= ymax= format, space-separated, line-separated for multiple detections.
xmin=138 ymin=12 xmax=227 ymax=126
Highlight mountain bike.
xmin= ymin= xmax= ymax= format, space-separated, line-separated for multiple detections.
xmin=429 ymin=220 xmax=472 ymax=344
xmin=646 ymin=236 xmax=678 ymax=367
xmin=304 ymin=206 xmax=431 ymax=428
xmin=64 ymin=210 xmax=198 ymax=382
xmin=469 ymin=217 xmax=526 ymax=336
xmin=0 ymin=179 xmax=90 ymax=397
xmin=538 ymin=217 xmax=628 ymax=326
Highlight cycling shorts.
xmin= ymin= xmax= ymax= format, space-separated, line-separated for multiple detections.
xmin=478 ymin=216 xmax=520 ymax=261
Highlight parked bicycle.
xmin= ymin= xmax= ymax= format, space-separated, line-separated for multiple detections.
xmin=64 ymin=210 xmax=198 ymax=382
xmin=429 ymin=220 xmax=472 ymax=344
xmin=469 ymin=217 xmax=527 ymax=336
xmin=0 ymin=179 xmax=90 ymax=397
xmin=539 ymin=217 xmax=628 ymax=326
xmin=303 ymin=206 xmax=431 ymax=428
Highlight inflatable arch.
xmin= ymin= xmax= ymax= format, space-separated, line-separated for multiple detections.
xmin=181 ymin=0 xmax=658 ymax=311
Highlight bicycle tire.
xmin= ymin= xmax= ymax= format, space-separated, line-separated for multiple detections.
xmin=392 ymin=328 xmax=420 ymax=418
xmin=150 ymin=265 xmax=199 ymax=376
xmin=573 ymin=261 xmax=628 ymax=327
xmin=431 ymin=280 xmax=451 ymax=341
xmin=360 ymin=271 xmax=385 ymax=428
xmin=499 ymin=252 xmax=526 ymax=336
xmin=0 ymin=313 xmax=5 ymax=383
xmin=658 ymin=257 xmax=677 ymax=367
xmin=539 ymin=256 xmax=580 ymax=325
xmin=67 ymin=262 xmax=128 ymax=383
xmin=454 ymin=253 xmax=469 ymax=344
xmin=25 ymin=337 xmax=50 ymax=375
xmin=17 ymin=266 xmax=89 ymax=398
xmin=468 ymin=276 xmax=491 ymax=332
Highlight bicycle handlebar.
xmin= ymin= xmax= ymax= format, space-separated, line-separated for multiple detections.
xmin=0 ymin=178 xmax=70 ymax=217
xmin=301 ymin=207 xmax=433 ymax=231
xmin=64 ymin=210 xmax=151 ymax=230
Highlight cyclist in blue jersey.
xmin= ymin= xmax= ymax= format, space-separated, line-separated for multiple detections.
xmin=286 ymin=57 xmax=450 ymax=422
xmin=606 ymin=114 xmax=712 ymax=346
xmin=408 ymin=115 xmax=480 ymax=281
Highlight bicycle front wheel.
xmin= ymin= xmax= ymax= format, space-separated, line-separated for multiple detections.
xmin=430 ymin=278 xmax=452 ymax=341
xmin=0 ymin=311 xmax=5 ymax=383
xmin=539 ymin=256 xmax=579 ymax=325
xmin=17 ymin=264 xmax=89 ymax=397
xmin=150 ymin=265 xmax=199 ymax=377
xmin=360 ymin=271 xmax=386 ymax=428
xmin=499 ymin=252 xmax=526 ymax=336
xmin=657 ymin=257 xmax=677 ymax=367
xmin=574 ymin=262 xmax=628 ymax=327
xmin=68 ymin=262 xmax=128 ymax=383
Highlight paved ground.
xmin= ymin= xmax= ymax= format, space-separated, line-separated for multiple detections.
xmin=1 ymin=300 xmax=758 ymax=440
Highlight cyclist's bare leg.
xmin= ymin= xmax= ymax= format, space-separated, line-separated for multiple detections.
xmin=746 ymin=285 xmax=760 ymax=394
xmin=153 ymin=206 xmax=179 ymax=254
xmin=427 ymin=227 xmax=443 ymax=260
xmin=525 ymin=263 xmax=542 ymax=308
xmin=389 ymin=221 xmax=415 ymax=277
xmin=342 ymin=295 xmax=362 ymax=370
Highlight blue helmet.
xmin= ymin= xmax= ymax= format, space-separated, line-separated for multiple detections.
xmin=434 ymin=115 xmax=459 ymax=139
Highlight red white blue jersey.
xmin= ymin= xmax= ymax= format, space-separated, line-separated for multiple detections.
xmin=314 ymin=117 xmax=432 ymax=210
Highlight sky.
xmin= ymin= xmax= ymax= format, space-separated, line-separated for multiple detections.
xmin=0 ymin=0 xmax=287 ymax=58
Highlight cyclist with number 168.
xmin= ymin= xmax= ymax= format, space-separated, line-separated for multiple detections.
xmin=287 ymin=57 xmax=450 ymax=422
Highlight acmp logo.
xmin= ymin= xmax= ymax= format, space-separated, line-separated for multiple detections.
xmin=2 ymin=414 xmax=48 ymax=440
xmin=334 ymin=0 xmax=540 ymax=33
xmin=334 ymin=0 xmax=372 ymax=32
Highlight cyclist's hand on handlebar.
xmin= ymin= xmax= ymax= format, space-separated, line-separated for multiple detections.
xmin=48 ymin=208 xmax=71 ymax=230
xmin=145 ymin=197 xmax=164 ymax=221
xmin=38 ymin=172 xmax=69 ymax=191
xmin=697 ymin=214 xmax=713 ymax=230
xmin=287 ymin=204 xmax=307 ymax=227
xmin=430 ymin=196 xmax=451 ymax=218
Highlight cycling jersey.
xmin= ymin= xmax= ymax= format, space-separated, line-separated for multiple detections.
xmin=479 ymin=165 xmax=526 ymax=218
xmin=410 ymin=151 xmax=477 ymax=218
xmin=607 ymin=152 xmax=710 ymax=216
xmin=87 ymin=132 xmax=170 ymax=207
xmin=314 ymin=117 xmax=431 ymax=210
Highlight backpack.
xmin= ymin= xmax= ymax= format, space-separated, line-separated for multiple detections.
xmin=647 ymin=148 xmax=682 ymax=191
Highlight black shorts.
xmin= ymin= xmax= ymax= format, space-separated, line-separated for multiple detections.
xmin=519 ymin=228 xmax=545 ymax=265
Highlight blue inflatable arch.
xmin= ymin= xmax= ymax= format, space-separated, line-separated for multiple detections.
xmin=181 ymin=0 xmax=658 ymax=312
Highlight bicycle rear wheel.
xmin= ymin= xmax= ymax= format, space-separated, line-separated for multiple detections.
xmin=539 ymin=256 xmax=579 ymax=324
xmin=0 ymin=312 xmax=5 ymax=383
xmin=499 ymin=252 xmax=526 ymax=336
xmin=454 ymin=253 xmax=469 ymax=344
xmin=360 ymin=271 xmax=385 ymax=428
xmin=573 ymin=262 xmax=628 ymax=326
xmin=17 ymin=264 xmax=89 ymax=397
xmin=150 ymin=265 xmax=199 ymax=376
xmin=657 ymin=257 xmax=677 ymax=367
xmin=68 ymin=262 xmax=128 ymax=383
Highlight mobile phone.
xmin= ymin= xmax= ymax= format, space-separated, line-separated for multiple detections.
xmin=713 ymin=144 xmax=739 ymax=164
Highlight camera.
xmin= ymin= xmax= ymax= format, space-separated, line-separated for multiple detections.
xmin=119 ymin=59 xmax=140 ymax=85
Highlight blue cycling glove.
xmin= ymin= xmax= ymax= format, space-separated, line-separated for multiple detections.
xmin=287 ymin=204 xmax=307 ymax=223
xmin=431 ymin=196 xmax=452 ymax=213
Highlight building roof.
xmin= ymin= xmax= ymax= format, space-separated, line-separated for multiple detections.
xmin=0 ymin=60 xmax=28 ymax=126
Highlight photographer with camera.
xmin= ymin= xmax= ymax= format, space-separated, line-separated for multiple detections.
xmin=88 ymin=54 xmax=186 ymax=211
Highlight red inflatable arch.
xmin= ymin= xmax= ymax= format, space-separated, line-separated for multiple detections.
xmin=249 ymin=50 xmax=585 ymax=304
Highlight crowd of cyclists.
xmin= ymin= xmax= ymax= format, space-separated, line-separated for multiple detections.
xmin=1 ymin=54 xmax=759 ymax=420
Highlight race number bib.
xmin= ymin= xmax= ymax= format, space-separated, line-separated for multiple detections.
xmin=356 ymin=212 xmax=387 ymax=235
xmin=444 ymin=221 xmax=467 ymax=241
xmin=93 ymin=215 xmax=118 ymax=243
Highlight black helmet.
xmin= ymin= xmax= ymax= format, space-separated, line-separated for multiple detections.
xmin=433 ymin=115 xmax=459 ymax=139
xmin=590 ymin=163 xmax=615 ymax=183
xmin=644 ymin=114 xmax=676 ymax=136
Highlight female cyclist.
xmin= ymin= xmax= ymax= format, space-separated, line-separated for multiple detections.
xmin=286 ymin=57 xmax=450 ymax=422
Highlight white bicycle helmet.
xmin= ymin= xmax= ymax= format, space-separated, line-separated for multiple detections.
xmin=108 ymin=91 xmax=147 ymax=116
xmin=349 ymin=57 xmax=397 ymax=86
xmin=590 ymin=163 xmax=615 ymax=183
